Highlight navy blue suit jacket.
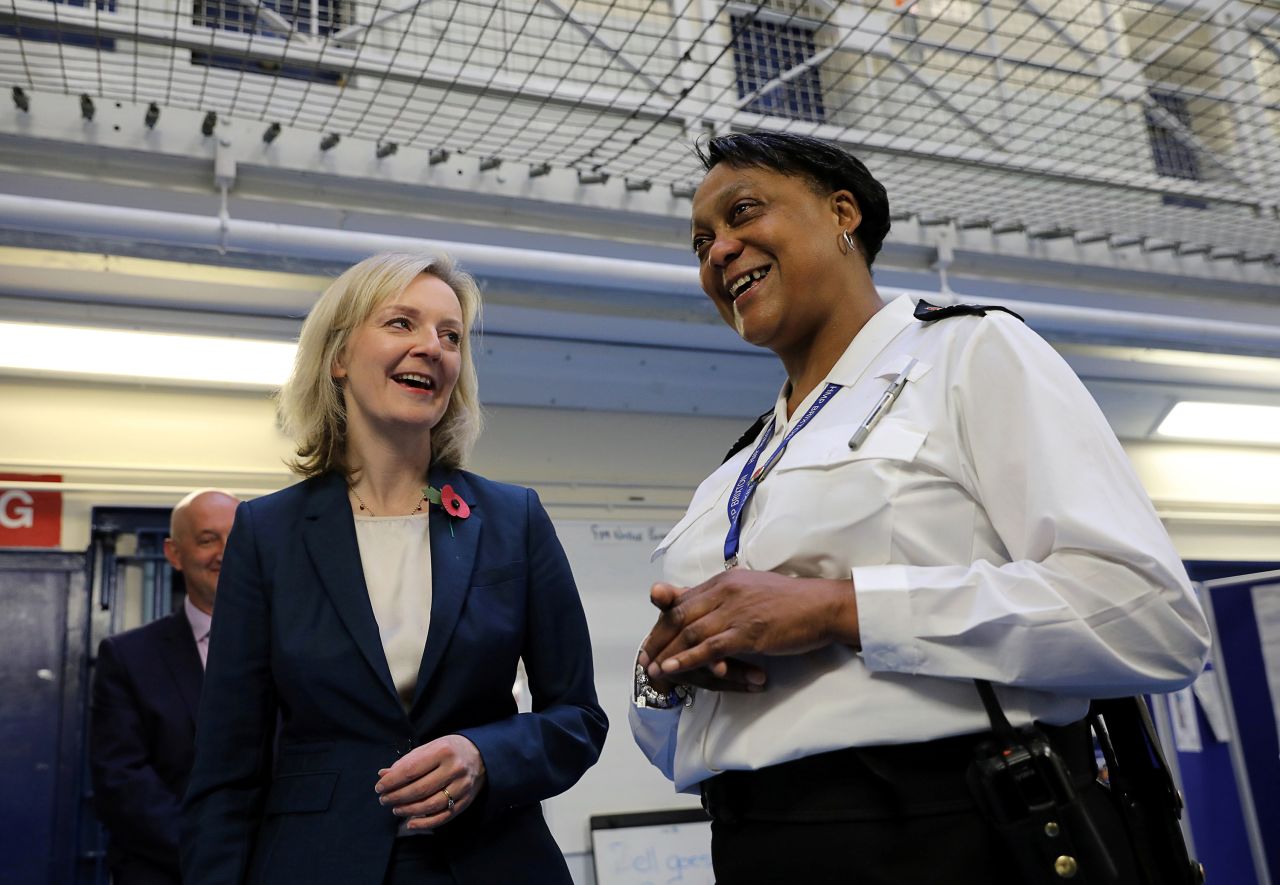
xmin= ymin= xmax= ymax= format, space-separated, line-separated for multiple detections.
xmin=91 ymin=608 xmax=203 ymax=883
xmin=181 ymin=468 xmax=607 ymax=885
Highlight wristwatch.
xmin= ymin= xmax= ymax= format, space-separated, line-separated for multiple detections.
xmin=633 ymin=662 xmax=693 ymax=709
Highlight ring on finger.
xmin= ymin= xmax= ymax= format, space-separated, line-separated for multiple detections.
xmin=441 ymin=787 xmax=455 ymax=811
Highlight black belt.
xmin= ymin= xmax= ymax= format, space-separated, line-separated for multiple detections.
xmin=700 ymin=720 xmax=1095 ymax=824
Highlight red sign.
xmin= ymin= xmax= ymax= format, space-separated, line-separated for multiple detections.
xmin=0 ymin=473 xmax=62 ymax=548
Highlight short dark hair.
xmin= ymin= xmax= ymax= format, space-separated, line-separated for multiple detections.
xmin=695 ymin=132 xmax=892 ymax=266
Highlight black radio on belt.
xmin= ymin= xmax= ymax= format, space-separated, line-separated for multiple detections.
xmin=970 ymin=728 xmax=1073 ymax=823
xmin=967 ymin=683 xmax=1120 ymax=884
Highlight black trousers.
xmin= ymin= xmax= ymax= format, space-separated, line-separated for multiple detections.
xmin=710 ymin=780 xmax=1140 ymax=884
xmin=382 ymin=836 xmax=456 ymax=885
xmin=108 ymin=857 xmax=180 ymax=885
xmin=702 ymin=724 xmax=1142 ymax=885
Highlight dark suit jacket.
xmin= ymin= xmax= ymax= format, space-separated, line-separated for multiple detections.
xmin=181 ymin=467 xmax=607 ymax=885
xmin=91 ymin=608 xmax=203 ymax=883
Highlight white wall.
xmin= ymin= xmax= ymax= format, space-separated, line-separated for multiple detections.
xmin=0 ymin=376 xmax=743 ymax=548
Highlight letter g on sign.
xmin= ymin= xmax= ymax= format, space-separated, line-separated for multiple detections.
xmin=0 ymin=490 xmax=35 ymax=529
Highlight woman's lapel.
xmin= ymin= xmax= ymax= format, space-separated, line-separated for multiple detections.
xmin=301 ymin=471 xmax=402 ymax=708
xmin=409 ymin=464 xmax=482 ymax=715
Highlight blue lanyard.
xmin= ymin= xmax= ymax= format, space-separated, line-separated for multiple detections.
xmin=723 ymin=382 xmax=842 ymax=567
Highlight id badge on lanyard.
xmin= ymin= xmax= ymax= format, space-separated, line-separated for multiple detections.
xmin=723 ymin=382 xmax=842 ymax=569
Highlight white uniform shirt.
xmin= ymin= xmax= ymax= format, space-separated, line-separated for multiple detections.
xmin=630 ymin=294 xmax=1210 ymax=792
xmin=354 ymin=512 xmax=432 ymax=709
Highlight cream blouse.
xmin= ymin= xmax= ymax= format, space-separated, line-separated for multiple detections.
xmin=354 ymin=513 xmax=433 ymax=709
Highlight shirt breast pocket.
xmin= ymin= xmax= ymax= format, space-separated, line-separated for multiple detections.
xmin=651 ymin=464 xmax=739 ymax=582
xmin=748 ymin=421 xmax=928 ymax=571
xmin=652 ymin=452 xmax=745 ymax=557
xmin=772 ymin=421 xmax=927 ymax=471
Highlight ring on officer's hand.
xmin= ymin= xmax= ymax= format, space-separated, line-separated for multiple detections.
xmin=442 ymin=787 xmax=455 ymax=811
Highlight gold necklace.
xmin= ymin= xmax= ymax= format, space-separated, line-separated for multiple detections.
xmin=349 ymin=486 xmax=429 ymax=517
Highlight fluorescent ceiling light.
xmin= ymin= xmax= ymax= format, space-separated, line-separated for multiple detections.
xmin=0 ymin=321 xmax=295 ymax=388
xmin=0 ymin=246 xmax=330 ymax=291
xmin=1157 ymin=401 xmax=1280 ymax=446
xmin=1059 ymin=344 xmax=1280 ymax=375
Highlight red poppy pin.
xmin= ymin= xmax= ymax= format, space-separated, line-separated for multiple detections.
xmin=439 ymin=484 xmax=471 ymax=519
xmin=421 ymin=484 xmax=471 ymax=520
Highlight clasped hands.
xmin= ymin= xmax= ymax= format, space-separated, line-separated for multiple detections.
xmin=370 ymin=570 xmax=861 ymax=829
xmin=640 ymin=568 xmax=861 ymax=695
xmin=375 ymin=734 xmax=485 ymax=832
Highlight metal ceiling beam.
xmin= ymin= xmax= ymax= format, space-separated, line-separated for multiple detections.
xmin=1133 ymin=17 xmax=1206 ymax=68
xmin=1017 ymin=0 xmax=1097 ymax=65
xmin=537 ymin=0 xmax=670 ymax=95
xmin=980 ymin=0 xmax=1014 ymax=126
xmin=1086 ymin=0 xmax=1146 ymax=101
xmin=1143 ymin=75 xmax=1280 ymax=114
xmin=1217 ymin=16 xmax=1280 ymax=198
xmin=1019 ymin=0 xmax=1166 ymax=100
xmin=886 ymin=31 xmax=1102 ymax=79
xmin=694 ymin=0 xmax=737 ymax=125
xmin=330 ymin=0 xmax=442 ymax=44
xmin=1252 ymin=27 xmax=1280 ymax=64
xmin=1156 ymin=0 xmax=1280 ymax=33
xmin=666 ymin=0 xmax=705 ymax=119
xmin=877 ymin=62 xmax=1010 ymax=152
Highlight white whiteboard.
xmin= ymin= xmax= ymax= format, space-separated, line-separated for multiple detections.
xmin=540 ymin=519 xmax=705 ymax=857
xmin=590 ymin=811 xmax=714 ymax=885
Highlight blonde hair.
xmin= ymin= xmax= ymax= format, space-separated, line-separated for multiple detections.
xmin=277 ymin=251 xmax=483 ymax=478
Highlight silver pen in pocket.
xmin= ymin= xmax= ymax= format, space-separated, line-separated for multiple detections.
xmin=848 ymin=358 xmax=918 ymax=450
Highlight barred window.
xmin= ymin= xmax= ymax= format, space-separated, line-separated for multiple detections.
xmin=0 ymin=0 xmax=117 ymax=50
xmin=731 ymin=14 xmax=825 ymax=124
xmin=1145 ymin=90 xmax=1208 ymax=209
xmin=1146 ymin=90 xmax=1200 ymax=181
xmin=192 ymin=0 xmax=345 ymax=84
xmin=193 ymin=0 xmax=341 ymax=37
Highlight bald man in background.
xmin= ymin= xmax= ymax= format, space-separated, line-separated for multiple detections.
xmin=90 ymin=489 xmax=239 ymax=885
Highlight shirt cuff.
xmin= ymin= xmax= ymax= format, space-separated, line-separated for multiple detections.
xmin=853 ymin=564 xmax=926 ymax=673
xmin=627 ymin=703 xmax=682 ymax=783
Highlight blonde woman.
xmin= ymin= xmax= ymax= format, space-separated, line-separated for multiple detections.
xmin=182 ymin=251 xmax=607 ymax=885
